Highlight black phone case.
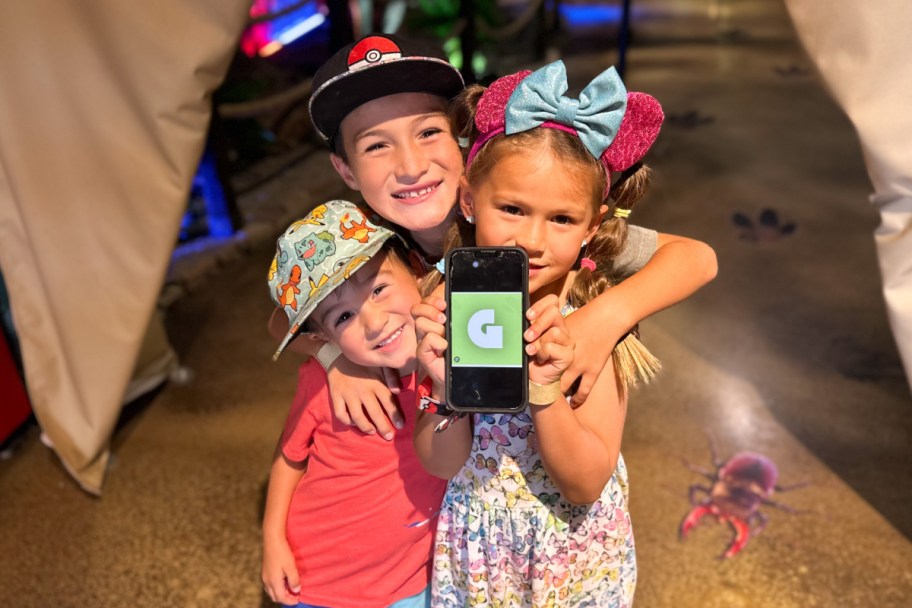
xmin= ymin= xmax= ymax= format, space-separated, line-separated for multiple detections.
xmin=444 ymin=247 xmax=529 ymax=413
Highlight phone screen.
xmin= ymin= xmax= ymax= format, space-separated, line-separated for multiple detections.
xmin=446 ymin=247 xmax=528 ymax=412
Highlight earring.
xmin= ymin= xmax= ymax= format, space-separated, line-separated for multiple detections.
xmin=581 ymin=240 xmax=587 ymax=248
xmin=466 ymin=216 xmax=475 ymax=224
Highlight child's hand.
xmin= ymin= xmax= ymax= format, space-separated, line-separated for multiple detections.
xmin=524 ymin=294 xmax=575 ymax=386
xmin=326 ymin=358 xmax=404 ymax=440
xmin=262 ymin=536 xmax=300 ymax=605
xmin=411 ymin=295 xmax=447 ymax=391
xmin=560 ymin=304 xmax=625 ymax=406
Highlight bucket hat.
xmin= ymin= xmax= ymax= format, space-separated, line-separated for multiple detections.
xmin=268 ymin=200 xmax=405 ymax=359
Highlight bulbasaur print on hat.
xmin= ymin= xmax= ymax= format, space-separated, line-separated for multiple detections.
xmin=267 ymin=200 xmax=404 ymax=359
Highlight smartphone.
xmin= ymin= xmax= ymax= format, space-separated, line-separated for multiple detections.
xmin=445 ymin=247 xmax=529 ymax=412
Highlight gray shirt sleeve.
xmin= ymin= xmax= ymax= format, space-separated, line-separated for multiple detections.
xmin=612 ymin=224 xmax=658 ymax=278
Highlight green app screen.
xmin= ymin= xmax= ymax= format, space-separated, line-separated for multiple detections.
xmin=450 ymin=292 xmax=523 ymax=367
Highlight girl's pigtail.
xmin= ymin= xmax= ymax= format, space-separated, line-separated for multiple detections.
xmin=568 ymin=161 xmax=661 ymax=397
xmin=612 ymin=328 xmax=662 ymax=398
xmin=568 ymin=228 xmax=662 ymax=397
xmin=609 ymin=161 xmax=650 ymax=214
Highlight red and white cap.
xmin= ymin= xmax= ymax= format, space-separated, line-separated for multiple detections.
xmin=309 ymin=34 xmax=464 ymax=143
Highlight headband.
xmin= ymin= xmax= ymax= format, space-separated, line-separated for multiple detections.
xmin=466 ymin=61 xmax=664 ymax=177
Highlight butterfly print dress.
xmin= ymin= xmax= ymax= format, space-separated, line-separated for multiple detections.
xmin=431 ymin=408 xmax=637 ymax=607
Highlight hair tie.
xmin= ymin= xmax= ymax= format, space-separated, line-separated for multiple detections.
xmin=435 ymin=258 xmax=446 ymax=274
xmin=580 ymin=258 xmax=596 ymax=271
xmin=613 ymin=208 xmax=631 ymax=219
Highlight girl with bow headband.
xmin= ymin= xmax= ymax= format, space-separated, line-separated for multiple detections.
xmin=413 ymin=60 xmax=672 ymax=606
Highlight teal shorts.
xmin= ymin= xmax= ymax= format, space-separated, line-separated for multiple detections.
xmin=286 ymin=585 xmax=429 ymax=608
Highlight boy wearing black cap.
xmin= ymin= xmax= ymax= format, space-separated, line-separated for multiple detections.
xmin=309 ymin=34 xmax=465 ymax=259
xmin=276 ymin=34 xmax=717 ymax=441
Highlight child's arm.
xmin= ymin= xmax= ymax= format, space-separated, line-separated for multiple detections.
xmin=261 ymin=444 xmax=306 ymax=605
xmin=411 ymin=291 xmax=473 ymax=479
xmin=414 ymin=402 xmax=473 ymax=479
xmin=268 ymin=307 xmax=404 ymax=439
xmin=524 ymin=297 xmax=626 ymax=504
xmin=555 ymin=231 xmax=717 ymax=404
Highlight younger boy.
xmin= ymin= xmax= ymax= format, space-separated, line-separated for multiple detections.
xmin=261 ymin=201 xmax=446 ymax=607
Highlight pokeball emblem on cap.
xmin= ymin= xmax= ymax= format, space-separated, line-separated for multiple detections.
xmin=347 ymin=36 xmax=402 ymax=72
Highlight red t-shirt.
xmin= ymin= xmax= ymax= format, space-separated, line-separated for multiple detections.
xmin=281 ymin=361 xmax=447 ymax=608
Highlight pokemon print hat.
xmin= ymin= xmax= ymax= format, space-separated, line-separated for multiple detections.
xmin=268 ymin=200 xmax=405 ymax=360
xmin=308 ymin=33 xmax=465 ymax=143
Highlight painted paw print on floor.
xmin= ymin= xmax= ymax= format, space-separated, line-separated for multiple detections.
xmin=667 ymin=110 xmax=715 ymax=129
xmin=733 ymin=208 xmax=796 ymax=242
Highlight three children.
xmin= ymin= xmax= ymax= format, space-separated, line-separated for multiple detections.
xmin=263 ymin=33 xmax=717 ymax=607
xmin=270 ymin=33 xmax=716 ymax=438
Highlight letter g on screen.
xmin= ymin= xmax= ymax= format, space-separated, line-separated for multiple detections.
xmin=467 ymin=309 xmax=503 ymax=349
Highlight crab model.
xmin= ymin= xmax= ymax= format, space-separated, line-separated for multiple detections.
xmin=680 ymin=437 xmax=807 ymax=558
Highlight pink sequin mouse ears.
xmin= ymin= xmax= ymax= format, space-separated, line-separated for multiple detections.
xmin=466 ymin=61 xmax=664 ymax=174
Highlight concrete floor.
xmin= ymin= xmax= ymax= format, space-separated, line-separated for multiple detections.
xmin=1 ymin=0 xmax=910 ymax=606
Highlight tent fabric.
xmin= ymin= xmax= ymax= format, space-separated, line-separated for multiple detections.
xmin=0 ymin=0 xmax=253 ymax=493
xmin=785 ymin=0 xmax=912 ymax=392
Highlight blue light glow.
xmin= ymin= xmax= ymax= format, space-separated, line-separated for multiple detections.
xmin=559 ymin=3 xmax=623 ymax=27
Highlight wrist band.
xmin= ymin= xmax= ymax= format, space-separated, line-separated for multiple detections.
xmin=416 ymin=384 xmax=463 ymax=432
xmin=418 ymin=394 xmax=455 ymax=417
xmin=417 ymin=383 xmax=455 ymax=417
xmin=315 ymin=342 xmax=343 ymax=370
xmin=528 ymin=380 xmax=562 ymax=406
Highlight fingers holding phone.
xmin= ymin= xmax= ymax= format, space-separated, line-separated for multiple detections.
xmin=412 ymin=294 xmax=448 ymax=388
xmin=523 ymin=294 xmax=563 ymax=344
xmin=524 ymin=294 xmax=574 ymax=385
xmin=416 ymin=328 xmax=448 ymax=389
xmin=526 ymin=318 xmax=575 ymax=387
xmin=412 ymin=295 xmax=447 ymax=344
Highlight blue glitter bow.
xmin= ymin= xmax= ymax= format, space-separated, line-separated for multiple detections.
xmin=505 ymin=61 xmax=628 ymax=159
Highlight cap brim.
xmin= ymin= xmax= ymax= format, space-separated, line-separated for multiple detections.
xmin=309 ymin=57 xmax=465 ymax=142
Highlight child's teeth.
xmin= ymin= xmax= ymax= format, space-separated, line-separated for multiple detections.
xmin=377 ymin=327 xmax=402 ymax=347
xmin=399 ymin=185 xmax=434 ymax=199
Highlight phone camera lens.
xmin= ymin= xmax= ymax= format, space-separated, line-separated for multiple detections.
xmin=472 ymin=260 xmax=480 ymax=268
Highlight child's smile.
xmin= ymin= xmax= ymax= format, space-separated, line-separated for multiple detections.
xmin=392 ymin=181 xmax=442 ymax=202
xmin=373 ymin=324 xmax=406 ymax=351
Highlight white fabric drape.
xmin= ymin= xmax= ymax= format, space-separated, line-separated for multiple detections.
xmin=785 ymin=0 xmax=912 ymax=393
xmin=0 ymin=0 xmax=253 ymax=493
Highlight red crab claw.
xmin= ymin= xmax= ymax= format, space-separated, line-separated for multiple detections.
xmin=721 ymin=516 xmax=751 ymax=559
xmin=680 ymin=504 xmax=714 ymax=538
